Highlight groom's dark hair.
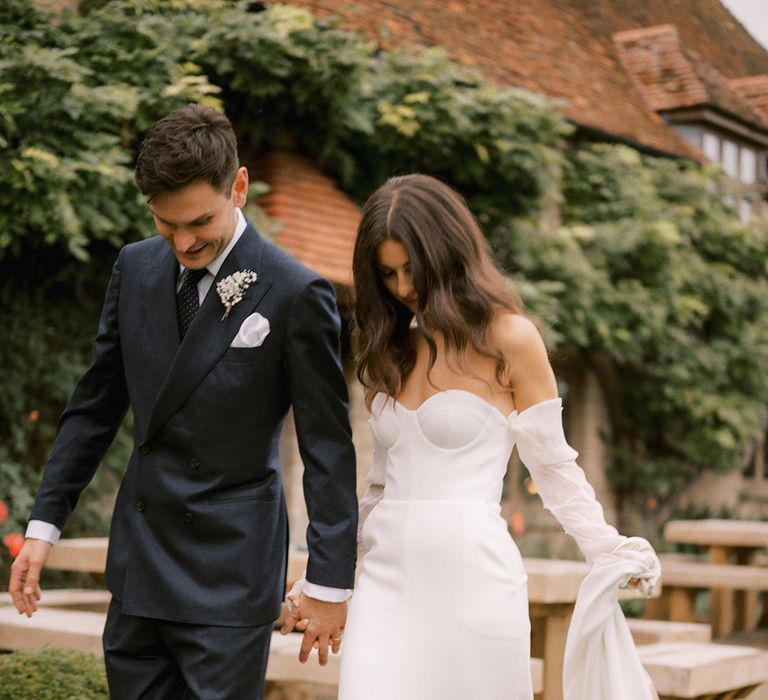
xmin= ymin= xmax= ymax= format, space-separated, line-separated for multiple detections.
xmin=135 ymin=103 xmax=239 ymax=200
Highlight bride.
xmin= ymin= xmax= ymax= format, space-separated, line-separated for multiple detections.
xmin=285 ymin=174 xmax=659 ymax=699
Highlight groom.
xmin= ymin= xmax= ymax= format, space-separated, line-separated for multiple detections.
xmin=8 ymin=104 xmax=358 ymax=699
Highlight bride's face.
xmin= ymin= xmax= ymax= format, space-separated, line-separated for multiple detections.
xmin=376 ymin=240 xmax=418 ymax=313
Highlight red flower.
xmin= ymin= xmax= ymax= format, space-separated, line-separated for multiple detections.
xmin=3 ymin=533 xmax=24 ymax=558
xmin=28 ymin=410 xmax=40 ymax=423
xmin=0 ymin=500 xmax=7 ymax=525
xmin=510 ymin=511 xmax=526 ymax=536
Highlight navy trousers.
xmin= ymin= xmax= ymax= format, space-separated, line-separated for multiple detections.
xmin=103 ymin=597 xmax=273 ymax=700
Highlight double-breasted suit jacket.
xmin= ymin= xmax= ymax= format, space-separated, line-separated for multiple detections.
xmin=30 ymin=221 xmax=358 ymax=626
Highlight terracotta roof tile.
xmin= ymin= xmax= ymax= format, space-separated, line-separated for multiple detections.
xmin=252 ymin=151 xmax=360 ymax=286
xmin=730 ymin=75 xmax=768 ymax=124
xmin=614 ymin=25 xmax=768 ymax=129
xmin=292 ymin=0 xmax=768 ymax=158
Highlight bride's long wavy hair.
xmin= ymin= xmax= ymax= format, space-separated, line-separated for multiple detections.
xmin=352 ymin=174 xmax=525 ymax=407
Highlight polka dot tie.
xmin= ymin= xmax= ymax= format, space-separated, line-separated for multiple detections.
xmin=177 ymin=267 xmax=208 ymax=338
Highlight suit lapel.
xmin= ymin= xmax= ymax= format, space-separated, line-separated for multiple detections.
xmin=135 ymin=246 xmax=180 ymax=437
xmin=145 ymin=225 xmax=272 ymax=441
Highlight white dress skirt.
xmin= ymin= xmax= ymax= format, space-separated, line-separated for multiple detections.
xmin=338 ymin=391 xmax=534 ymax=700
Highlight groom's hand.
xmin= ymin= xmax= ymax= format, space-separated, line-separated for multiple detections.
xmin=290 ymin=594 xmax=347 ymax=666
xmin=8 ymin=538 xmax=51 ymax=617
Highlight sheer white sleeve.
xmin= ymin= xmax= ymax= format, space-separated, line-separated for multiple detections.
xmin=357 ymin=425 xmax=387 ymax=562
xmin=512 ymin=398 xmax=626 ymax=565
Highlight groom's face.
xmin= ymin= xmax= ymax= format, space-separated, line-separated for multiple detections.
xmin=149 ymin=167 xmax=248 ymax=270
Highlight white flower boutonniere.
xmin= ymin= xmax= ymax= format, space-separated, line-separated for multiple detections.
xmin=216 ymin=270 xmax=257 ymax=320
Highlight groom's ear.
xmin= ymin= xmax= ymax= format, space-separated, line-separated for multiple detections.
xmin=232 ymin=167 xmax=249 ymax=207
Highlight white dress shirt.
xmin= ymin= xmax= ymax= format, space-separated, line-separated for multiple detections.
xmin=27 ymin=208 xmax=350 ymax=602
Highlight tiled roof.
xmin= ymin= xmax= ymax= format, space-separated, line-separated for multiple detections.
xmin=253 ymin=150 xmax=360 ymax=286
xmin=292 ymin=0 xmax=768 ymax=158
xmin=730 ymin=76 xmax=768 ymax=124
xmin=614 ymin=25 xmax=768 ymax=130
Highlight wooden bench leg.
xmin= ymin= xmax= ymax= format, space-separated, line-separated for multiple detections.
xmin=667 ymin=588 xmax=697 ymax=623
xmin=709 ymin=546 xmax=735 ymax=637
xmin=530 ymin=603 xmax=572 ymax=700
xmin=734 ymin=548 xmax=760 ymax=632
xmin=643 ymin=592 xmax=669 ymax=620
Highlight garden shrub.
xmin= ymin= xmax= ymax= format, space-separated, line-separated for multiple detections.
xmin=0 ymin=648 xmax=108 ymax=700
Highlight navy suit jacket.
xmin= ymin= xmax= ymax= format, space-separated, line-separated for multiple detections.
xmin=30 ymin=222 xmax=358 ymax=626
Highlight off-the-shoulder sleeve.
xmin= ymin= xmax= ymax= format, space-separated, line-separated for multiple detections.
xmin=356 ymin=420 xmax=388 ymax=562
xmin=511 ymin=398 xmax=625 ymax=565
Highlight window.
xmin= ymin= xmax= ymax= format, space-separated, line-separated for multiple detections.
xmin=702 ymin=131 xmax=720 ymax=162
xmin=695 ymin=131 xmax=765 ymax=188
xmin=723 ymin=140 xmax=739 ymax=178
xmin=740 ymin=147 xmax=757 ymax=184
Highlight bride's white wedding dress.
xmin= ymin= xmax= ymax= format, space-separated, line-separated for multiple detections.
xmin=338 ymin=390 xmax=659 ymax=700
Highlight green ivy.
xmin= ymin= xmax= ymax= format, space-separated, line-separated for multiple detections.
xmin=493 ymin=144 xmax=768 ymax=501
xmin=192 ymin=1 xmax=569 ymax=214
xmin=0 ymin=0 xmax=766 ymax=559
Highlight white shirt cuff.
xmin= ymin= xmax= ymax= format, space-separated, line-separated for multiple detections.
xmin=25 ymin=520 xmax=61 ymax=545
xmin=303 ymin=580 xmax=352 ymax=602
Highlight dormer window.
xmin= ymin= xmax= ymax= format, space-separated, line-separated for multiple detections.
xmin=740 ymin=146 xmax=758 ymax=184
xmin=614 ymin=25 xmax=768 ymax=221
xmin=699 ymin=130 xmax=762 ymax=185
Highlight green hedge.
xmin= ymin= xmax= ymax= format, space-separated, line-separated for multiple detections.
xmin=0 ymin=648 xmax=108 ymax=700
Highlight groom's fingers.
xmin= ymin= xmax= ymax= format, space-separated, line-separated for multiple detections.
xmin=315 ymin=632 xmax=330 ymax=666
xmin=9 ymin=540 xmax=48 ymax=617
xmin=299 ymin=626 xmax=318 ymax=663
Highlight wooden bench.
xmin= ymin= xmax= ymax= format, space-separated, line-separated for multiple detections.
xmin=627 ymin=618 xmax=712 ymax=645
xmin=0 ymin=606 xmax=105 ymax=655
xmin=0 ymin=589 xmax=111 ymax=612
xmin=0 ymin=606 xmax=545 ymax=694
xmin=645 ymin=557 xmax=768 ymax=629
xmin=45 ymin=537 xmax=108 ymax=573
xmin=638 ymin=641 xmax=768 ymax=700
xmin=269 ymin=631 xmax=544 ymax=693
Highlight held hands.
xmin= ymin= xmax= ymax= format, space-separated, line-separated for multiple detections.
xmin=281 ymin=589 xmax=347 ymax=666
xmin=8 ymin=538 xmax=52 ymax=617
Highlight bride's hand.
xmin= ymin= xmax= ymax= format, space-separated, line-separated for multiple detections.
xmin=281 ymin=598 xmax=306 ymax=634
xmin=281 ymin=594 xmax=347 ymax=664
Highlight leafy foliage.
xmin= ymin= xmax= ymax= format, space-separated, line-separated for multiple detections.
xmin=493 ymin=144 xmax=768 ymax=500
xmin=0 ymin=648 xmax=108 ymax=700
xmin=193 ymin=2 xmax=569 ymax=214
xmin=0 ymin=0 xmax=765 ymax=554
xmin=0 ymin=0 xmax=227 ymax=264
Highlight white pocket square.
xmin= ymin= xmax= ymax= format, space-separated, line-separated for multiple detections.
xmin=230 ymin=312 xmax=270 ymax=348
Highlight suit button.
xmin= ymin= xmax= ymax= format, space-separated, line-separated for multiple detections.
xmin=140 ymin=444 xmax=151 ymax=455
xmin=189 ymin=457 xmax=200 ymax=469
xmin=183 ymin=512 xmax=193 ymax=524
xmin=135 ymin=500 xmax=145 ymax=512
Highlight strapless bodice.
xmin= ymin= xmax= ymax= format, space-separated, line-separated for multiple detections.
xmin=369 ymin=390 xmax=518 ymax=503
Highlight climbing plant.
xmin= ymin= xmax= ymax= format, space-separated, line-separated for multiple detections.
xmin=1 ymin=0 xmax=766 ymax=572
xmin=492 ymin=144 xmax=768 ymax=502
